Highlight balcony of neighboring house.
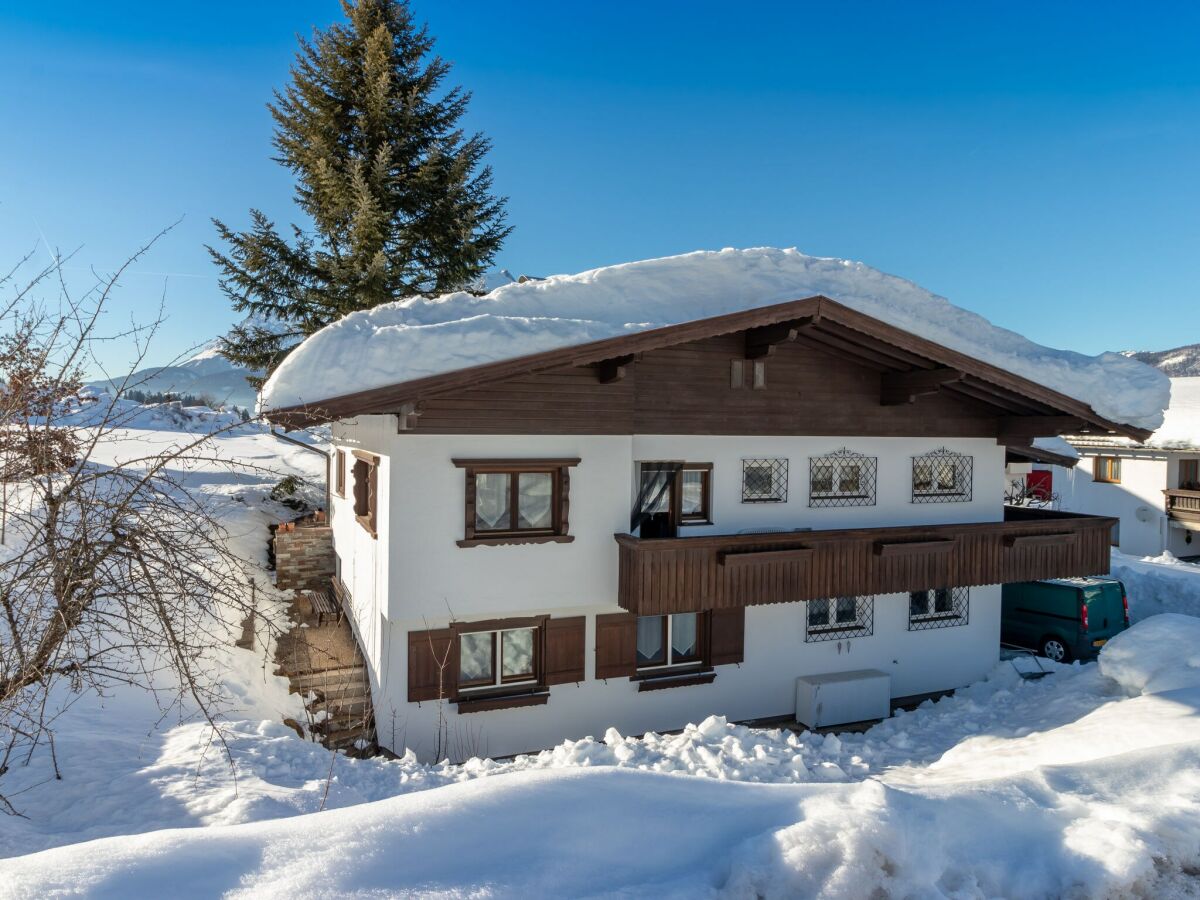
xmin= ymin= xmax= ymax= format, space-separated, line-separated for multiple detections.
xmin=614 ymin=507 xmax=1116 ymax=616
xmin=1165 ymin=458 xmax=1200 ymax=528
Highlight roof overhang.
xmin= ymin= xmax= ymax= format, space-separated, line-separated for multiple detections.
xmin=264 ymin=295 xmax=1153 ymax=441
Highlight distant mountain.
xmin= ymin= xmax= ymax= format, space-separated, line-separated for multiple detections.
xmin=90 ymin=271 xmax=529 ymax=409
xmin=1125 ymin=344 xmax=1200 ymax=377
xmin=87 ymin=318 xmax=273 ymax=410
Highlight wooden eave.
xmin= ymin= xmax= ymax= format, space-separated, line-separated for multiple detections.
xmin=264 ymin=295 xmax=1151 ymax=441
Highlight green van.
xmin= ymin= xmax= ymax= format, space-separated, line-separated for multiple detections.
xmin=1000 ymin=578 xmax=1130 ymax=662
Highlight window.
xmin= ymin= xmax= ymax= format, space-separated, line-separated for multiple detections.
xmin=809 ymin=449 xmax=877 ymax=508
xmin=334 ymin=449 xmax=346 ymax=498
xmin=679 ymin=464 xmax=713 ymax=523
xmin=1180 ymin=459 xmax=1200 ymax=490
xmin=351 ymin=451 xmax=378 ymax=536
xmin=907 ymin=587 xmax=969 ymax=630
xmin=453 ymin=458 xmax=579 ymax=547
xmin=911 ymin=449 xmax=973 ymax=503
xmin=1093 ymin=456 xmax=1121 ymax=484
xmin=636 ymin=613 xmax=705 ymax=670
xmin=805 ymin=596 xmax=874 ymax=642
xmin=457 ymin=625 xmax=538 ymax=691
xmin=742 ymin=458 xmax=788 ymax=502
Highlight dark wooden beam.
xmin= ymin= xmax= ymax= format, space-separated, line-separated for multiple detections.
xmin=998 ymin=415 xmax=1089 ymax=441
xmin=744 ymin=322 xmax=802 ymax=359
xmin=594 ymin=354 xmax=635 ymax=384
xmin=880 ymin=367 xmax=965 ymax=406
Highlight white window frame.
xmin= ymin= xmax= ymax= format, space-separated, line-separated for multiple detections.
xmin=807 ymin=596 xmax=863 ymax=632
xmin=636 ymin=612 xmax=703 ymax=672
xmin=457 ymin=625 xmax=539 ymax=693
xmin=908 ymin=588 xmax=965 ymax=622
xmin=741 ymin=459 xmax=787 ymax=503
xmin=810 ymin=459 xmax=866 ymax=498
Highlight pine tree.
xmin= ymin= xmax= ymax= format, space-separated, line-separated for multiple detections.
xmin=209 ymin=0 xmax=510 ymax=381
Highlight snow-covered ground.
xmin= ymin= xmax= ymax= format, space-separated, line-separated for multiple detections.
xmin=4 ymin=402 xmax=1200 ymax=897
xmin=4 ymin=618 xmax=1200 ymax=898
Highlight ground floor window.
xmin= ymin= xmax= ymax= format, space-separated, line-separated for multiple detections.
xmin=458 ymin=626 xmax=538 ymax=691
xmin=636 ymin=612 xmax=705 ymax=670
xmin=907 ymin=587 xmax=969 ymax=630
xmin=805 ymin=595 xmax=874 ymax=641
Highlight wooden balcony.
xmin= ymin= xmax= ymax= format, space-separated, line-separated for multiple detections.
xmin=614 ymin=507 xmax=1116 ymax=615
xmin=1165 ymin=488 xmax=1200 ymax=526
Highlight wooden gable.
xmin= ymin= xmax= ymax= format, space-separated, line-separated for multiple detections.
xmin=409 ymin=332 xmax=1006 ymax=437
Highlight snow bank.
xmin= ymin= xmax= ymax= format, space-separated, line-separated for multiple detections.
xmin=259 ymin=248 xmax=1169 ymax=432
xmin=1031 ymin=435 xmax=1080 ymax=460
xmin=8 ymin=645 xmax=1200 ymax=898
xmin=1110 ymin=549 xmax=1200 ymax=621
xmin=1099 ymin=613 xmax=1200 ymax=695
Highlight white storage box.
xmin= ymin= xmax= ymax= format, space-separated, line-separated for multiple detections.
xmin=795 ymin=669 xmax=890 ymax=729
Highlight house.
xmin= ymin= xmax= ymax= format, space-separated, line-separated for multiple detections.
xmin=1040 ymin=377 xmax=1200 ymax=558
xmin=261 ymin=249 xmax=1164 ymax=762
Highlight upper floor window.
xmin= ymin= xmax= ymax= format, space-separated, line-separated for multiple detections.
xmin=1180 ymin=459 xmax=1200 ymax=490
xmin=634 ymin=462 xmax=713 ymax=536
xmin=351 ymin=450 xmax=379 ymax=537
xmin=809 ymin=448 xmax=877 ymax=508
xmin=907 ymin=587 xmax=969 ymax=630
xmin=912 ymin=448 xmax=973 ymax=503
xmin=1093 ymin=456 xmax=1121 ymax=484
xmin=453 ymin=458 xmax=579 ymax=547
xmin=742 ymin=458 xmax=788 ymax=503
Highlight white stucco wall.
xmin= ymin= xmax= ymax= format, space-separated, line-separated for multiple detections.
xmin=1049 ymin=452 xmax=1169 ymax=558
xmin=327 ymin=418 xmax=1008 ymax=758
xmin=377 ymin=586 xmax=1002 ymax=762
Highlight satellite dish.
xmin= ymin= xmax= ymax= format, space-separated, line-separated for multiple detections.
xmin=1135 ymin=506 xmax=1154 ymax=523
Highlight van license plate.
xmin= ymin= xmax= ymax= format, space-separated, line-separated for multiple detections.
xmin=1092 ymin=639 xmax=1108 ymax=647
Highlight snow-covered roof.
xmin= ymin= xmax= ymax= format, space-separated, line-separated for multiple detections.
xmin=259 ymin=248 xmax=1168 ymax=432
xmin=1066 ymin=377 xmax=1200 ymax=452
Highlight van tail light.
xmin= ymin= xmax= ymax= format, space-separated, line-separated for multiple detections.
xmin=1122 ymin=591 xmax=1130 ymax=626
xmin=1080 ymin=602 xmax=1089 ymax=633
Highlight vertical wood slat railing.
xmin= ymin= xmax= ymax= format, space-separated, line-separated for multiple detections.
xmin=1165 ymin=488 xmax=1200 ymax=522
xmin=615 ymin=508 xmax=1116 ymax=615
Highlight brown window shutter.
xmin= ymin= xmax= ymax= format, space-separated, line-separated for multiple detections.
xmin=708 ymin=607 xmax=745 ymax=667
xmin=368 ymin=461 xmax=379 ymax=533
xmin=408 ymin=627 xmax=454 ymax=702
xmin=595 ymin=612 xmax=637 ymax=679
xmin=543 ymin=616 xmax=585 ymax=685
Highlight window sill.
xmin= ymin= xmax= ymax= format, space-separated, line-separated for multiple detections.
xmin=679 ymin=519 xmax=714 ymax=527
xmin=633 ymin=670 xmax=716 ymax=692
xmin=456 ymin=534 xmax=575 ymax=548
xmin=909 ymin=614 xmax=965 ymax=624
xmin=355 ymin=515 xmax=377 ymax=538
xmin=455 ymin=691 xmax=550 ymax=713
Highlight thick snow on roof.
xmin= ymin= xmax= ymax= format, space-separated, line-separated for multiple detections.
xmin=1146 ymin=377 xmax=1200 ymax=449
xmin=259 ymin=248 xmax=1168 ymax=431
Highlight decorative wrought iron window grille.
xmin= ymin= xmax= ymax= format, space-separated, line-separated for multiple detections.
xmin=907 ymin=586 xmax=970 ymax=631
xmin=912 ymin=448 xmax=973 ymax=503
xmin=805 ymin=596 xmax=874 ymax=642
xmin=809 ymin=449 xmax=877 ymax=508
xmin=741 ymin=458 xmax=788 ymax=502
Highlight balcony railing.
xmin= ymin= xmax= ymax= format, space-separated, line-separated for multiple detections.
xmin=1165 ymin=488 xmax=1200 ymax=525
xmin=614 ymin=507 xmax=1115 ymax=615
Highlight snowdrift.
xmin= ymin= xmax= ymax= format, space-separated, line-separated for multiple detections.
xmin=259 ymin=248 xmax=1169 ymax=432
xmin=7 ymin=617 xmax=1200 ymax=898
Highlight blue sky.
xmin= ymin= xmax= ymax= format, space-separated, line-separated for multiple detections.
xmin=2 ymin=1 xmax=1198 ymax=376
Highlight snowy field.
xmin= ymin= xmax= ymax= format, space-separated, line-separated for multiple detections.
xmin=3 ymin=402 xmax=1200 ymax=897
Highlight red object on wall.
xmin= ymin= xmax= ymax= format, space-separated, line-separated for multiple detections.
xmin=1027 ymin=469 xmax=1053 ymax=500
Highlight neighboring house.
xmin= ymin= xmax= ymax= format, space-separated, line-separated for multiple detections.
xmin=1044 ymin=377 xmax=1200 ymax=559
xmin=262 ymin=251 xmax=1158 ymax=762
